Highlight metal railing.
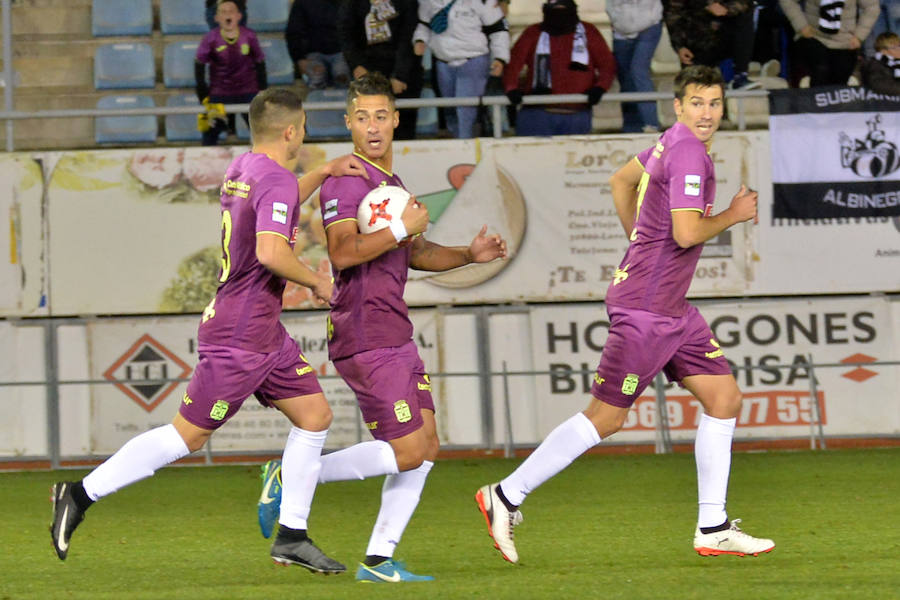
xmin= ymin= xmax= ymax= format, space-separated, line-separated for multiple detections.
xmin=2 ymin=315 xmax=896 ymax=468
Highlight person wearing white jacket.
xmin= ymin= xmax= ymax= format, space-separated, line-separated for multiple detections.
xmin=414 ymin=0 xmax=510 ymax=138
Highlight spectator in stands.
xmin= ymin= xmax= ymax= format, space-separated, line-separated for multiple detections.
xmin=606 ymin=0 xmax=663 ymax=133
xmin=413 ymin=0 xmax=510 ymax=139
xmin=503 ymin=0 xmax=616 ymax=136
xmin=664 ymin=0 xmax=760 ymax=89
xmin=286 ymin=0 xmax=350 ymax=90
xmin=205 ymin=0 xmax=246 ymax=29
xmin=337 ymin=0 xmax=423 ymax=140
xmin=196 ymin=0 xmax=267 ymax=146
xmin=779 ymin=0 xmax=880 ymax=87
xmin=864 ymin=1 xmax=900 ymax=56
xmin=861 ymin=31 xmax=900 ymax=93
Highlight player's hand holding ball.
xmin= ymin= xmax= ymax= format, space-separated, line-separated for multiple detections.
xmin=400 ymin=196 xmax=429 ymax=239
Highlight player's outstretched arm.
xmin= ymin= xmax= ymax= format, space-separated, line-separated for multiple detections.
xmin=297 ymin=154 xmax=369 ymax=204
xmin=325 ymin=197 xmax=430 ymax=270
xmin=410 ymin=224 xmax=507 ymax=272
xmin=609 ymin=157 xmax=644 ymax=237
xmin=256 ymin=232 xmax=332 ymax=302
xmin=671 ymin=184 xmax=758 ymax=248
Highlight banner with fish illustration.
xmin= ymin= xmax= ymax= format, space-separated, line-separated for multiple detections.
xmin=769 ymin=86 xmax=900 ymax=219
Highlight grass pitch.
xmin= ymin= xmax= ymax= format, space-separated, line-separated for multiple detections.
xmin=1 ymin=449 xmax=898 ymax=600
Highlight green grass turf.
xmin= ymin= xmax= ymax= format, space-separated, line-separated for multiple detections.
xmin=1 ymin=449 xmax=898 ymax=600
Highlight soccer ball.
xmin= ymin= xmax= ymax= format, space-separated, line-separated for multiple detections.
xmin=356 ymin=185 xmax=411 ymax=234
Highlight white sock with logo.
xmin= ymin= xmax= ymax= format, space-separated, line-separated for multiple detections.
xmin=318 ymin=440 xmax=399 ymax=483
xmin=365 ymin=460 xmax=434 ymax=558
xmin=82 ymin=424 xmax=190 ymax=501
xmin=277 ymin=427 xmax=327 ymax=530
xmin=500 ymin=412 xmax=601 ymax=506
xmin=695 ymin=413 xmax=736 ymax=528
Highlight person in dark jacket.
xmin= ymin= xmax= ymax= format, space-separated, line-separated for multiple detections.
xmin=286 ymin=0 xmax=350 ymax=89
xmin=861 ymin=31 xmax=900 ymax=94
xmin=337 ymin=0 xmax=423 ymax=139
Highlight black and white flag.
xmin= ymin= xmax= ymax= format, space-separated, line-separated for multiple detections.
xmin=769 ymin=86 xmax=900 ymax=219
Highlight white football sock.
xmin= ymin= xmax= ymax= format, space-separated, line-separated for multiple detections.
xmin=82 ymin=424 xmax=190 ymax=501
xmin=365 ymin=460 xmax=433 ymax=558
xmin=695 ymin=413 xmax=736 ymax=528
xmin=278 ymin=427 xmax=327 ymax=530
xmin=318 ymin=440 xmax=399 ymax=483
xmin=500 ymin=412 xmax=601 ymax=507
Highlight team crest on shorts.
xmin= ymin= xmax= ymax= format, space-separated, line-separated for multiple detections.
xmin=210 ymin=400 xmax=229 ymax=421
xmin=394 ymin=400 xmax=412 ymax=423
xmin=621 ymin=373 xmax=640 ymax=396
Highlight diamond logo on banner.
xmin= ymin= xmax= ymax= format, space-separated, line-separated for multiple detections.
xmin=103 ymin=334 xmax=192 ymax=412
xmin=840 ymin=353 xmax=878 ymax=383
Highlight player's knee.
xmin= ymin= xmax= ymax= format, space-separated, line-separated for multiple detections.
xmin=395 ymin=445 xmax=427 ymax=471
xmin=425 ymin=433 xmax=440 ymax=462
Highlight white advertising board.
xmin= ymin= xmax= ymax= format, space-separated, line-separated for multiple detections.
xmin=529 ymin=295 xmax=899 ymax=443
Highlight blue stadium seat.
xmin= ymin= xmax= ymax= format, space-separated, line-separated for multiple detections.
xmin=95 ymin=95 xmax=158 ymax=144
xmin=164 ymin=41 xmax=202 ymax=88
xmin=92 ymin=0 xmax=152 ymax=37
xmin=416 ymin=87 xmax=439 ymax=138
xmin=160 ymin=0 xmax=208 ymax=35
xmin=165 ymin=94 xmax=203 ymax=143
xmin=259 ymin=38 xmax=294 ymax=86
xmin=246 ymin=0 xmax=291 ymax=32
xmin=304 ymin=88 xmax=350 ymax=141
xmin=94 ymin=43 xmax=155 ymax=89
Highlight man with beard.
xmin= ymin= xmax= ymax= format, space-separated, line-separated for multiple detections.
xmin=502 ymin=0 xmax=616 ymax=135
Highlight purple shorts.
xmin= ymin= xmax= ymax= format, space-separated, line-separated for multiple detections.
xmin=333 ymin=340 xmax=435 ymax=442
xmin=180 ymin=333 xmax=322 ymax=430
xmin=590 ymin=304 xmax=732 ymax=408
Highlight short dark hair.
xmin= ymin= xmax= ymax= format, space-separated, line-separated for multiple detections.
xmin=674 ymin=65 xmax=725 ymax=101
xmin=249 ymin=88 xmax=304 ymax=140
xmin=875 ymin=31 xmax=900 ymax=51
xmin=346 ymin=71 xmax=395 ymax=112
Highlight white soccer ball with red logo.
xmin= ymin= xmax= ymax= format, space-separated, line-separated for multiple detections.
xmin=356 ymin=185 xmax=411 ymax=234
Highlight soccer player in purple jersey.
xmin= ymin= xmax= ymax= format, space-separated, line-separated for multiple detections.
xmin=316 ymin=72 xmax=506 ymax=583
xmin=476 ymin=65 xmax=775 ymax=564
xmin=50 ymin=88 xmax=368 ymax=573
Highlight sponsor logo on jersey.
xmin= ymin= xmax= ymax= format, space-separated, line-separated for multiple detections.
xmin=323 ymin=198 xmax=339 ymax=220
xmin=394 ymin=399 xmax=412 ymax=423
xmin=366 ymin=420 xmax=378 ymax=430
xmin=684 ymin=174 xmax=701 ymax=196
xmin=705 ymin=338 xmax=724 ymax=359
xmin=417 ymin=373 xmax=431 ymax=391
xmin=272 ymin=202 xmax=288 ymax=224
xmin=290 ymin=226 xmax=299 ymax=244
xmin=210 ymin=400 xmax=229 ymax=421
xmin=622 ymin=373 xmax=639 ymax=396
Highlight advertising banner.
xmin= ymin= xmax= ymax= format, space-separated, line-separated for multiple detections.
xmin=0 ymin=154 xmax=46 ymax=315
xmin=529 ymin=296 xmax=898 ymax=443
xmin=82 ymin=310 xmax=439 ymax=455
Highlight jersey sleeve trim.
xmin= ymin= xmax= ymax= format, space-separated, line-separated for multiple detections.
xmin=670 ymin=207 xmax=704 ymax=213
xmin=256 ymin=230 xmax=290 ymax=241
xmin=324 ymin=217 xmax=357 ymax=230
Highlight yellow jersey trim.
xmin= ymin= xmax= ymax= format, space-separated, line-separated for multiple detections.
xmin=256 ymin=230 xmax=289 ymax=241
xmin=352 ymin=151 xmax=393 ymax=177
xmin=670 ymin=207 xmax=704 ymax=213
xmin=324 ymin=217 xmax=357 ymax=230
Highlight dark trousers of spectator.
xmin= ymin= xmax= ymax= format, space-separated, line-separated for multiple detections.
xmin=515 ymin=107 xmax=592 ymax=136
xmin=203 ymin=93 xmax=256 ymax=146
xmin=687 ymin=10 xmax=755 ymax=75
xmin=792 ymin=38 xmax=858 ymax=87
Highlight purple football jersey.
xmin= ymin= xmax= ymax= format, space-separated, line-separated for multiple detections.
xmin=198 ymin=152 xmax=299 ymax=352
xmin=320 ymin=154 xmax=414 ymax=361
xmin=604 ymin=122 xmax=716 ymax=317
xmin=195 ymin=26 xmax=264 ymax=97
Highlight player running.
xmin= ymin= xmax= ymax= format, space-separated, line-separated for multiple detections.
xmin=50 ymin=88 xmax=365 ymax=573
xmin=476 ymin=65 xmax=775 ymax=564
